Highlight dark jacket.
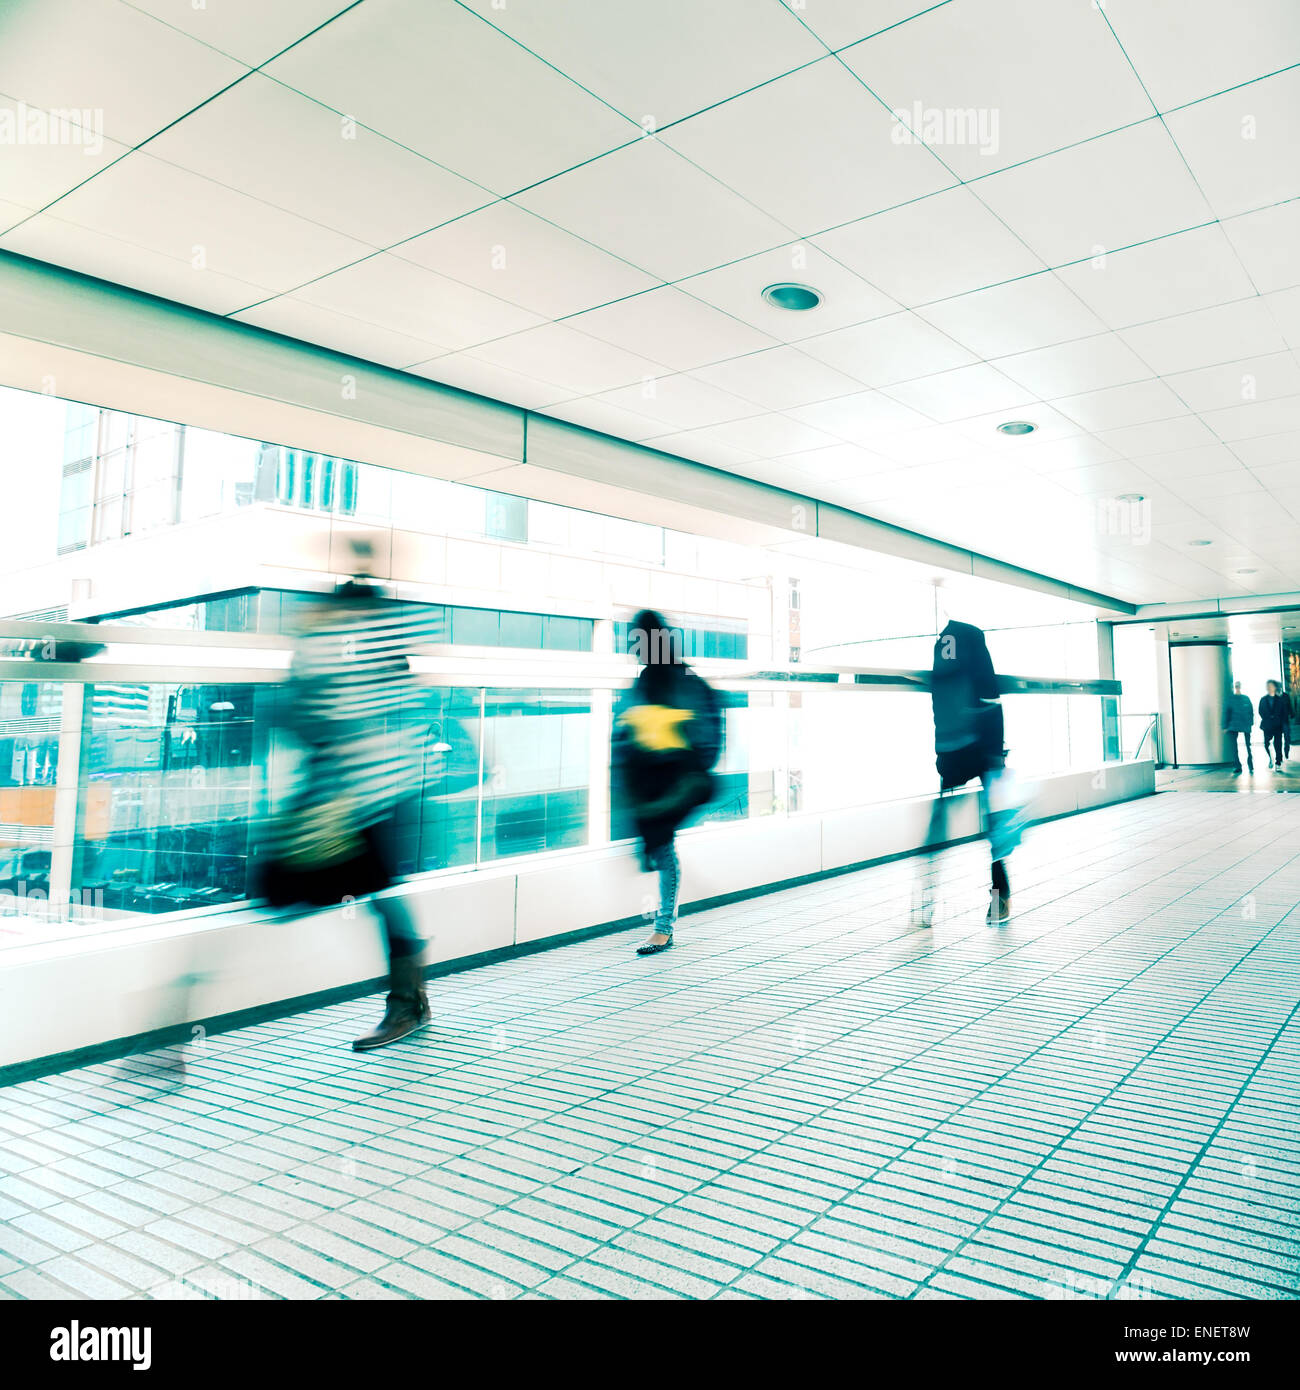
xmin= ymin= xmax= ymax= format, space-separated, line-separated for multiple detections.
xmin=930 ymin=620 xmax=1004 ymax=788
xmin=1259 ymin=693 xmax=1291 ymax=733
xmin=613 ymin=663 xmax=721 ymax=852
xmin=1222 ymin=693 xmax=1254 ymax=733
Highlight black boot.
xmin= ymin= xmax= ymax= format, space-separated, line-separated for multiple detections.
xmin=988 ymin=859 xmax=1011 ymax=924
xmin=352 ymin=956 xmax=430 ymax=1052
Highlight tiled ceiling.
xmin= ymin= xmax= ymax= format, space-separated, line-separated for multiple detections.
xmin=1 ymin=0 xmax=1298 ymax=605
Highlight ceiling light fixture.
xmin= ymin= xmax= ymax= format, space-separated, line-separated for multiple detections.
xmin=1116 ymin=492 xmax=1145 ymax=503
xmin=1237 ymin=568 xmax=1258 ymax=575
xmin=1189 ymin=539 xmax=1212 ymax=546
xmin=996 ymin=420 xmax=1036 ymax=436
xmin=761 ymin=283 xmax=822 ymax=311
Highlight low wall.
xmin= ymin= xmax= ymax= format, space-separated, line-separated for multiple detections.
xmin=0 ymin=760 xmax=1154 ymax=1074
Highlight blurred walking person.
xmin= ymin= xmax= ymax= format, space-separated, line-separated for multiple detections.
xmin=1260 ymin=680 xmax=1289 ymax=770
xmin=256 ymin=541 xmax=439 ymax=1051
xmin=914 ymin=618 xmax=1021 ymax=926
xmin=1223 ymin=681 xmax=1255 ymax=775
xmin=614 ymin=610 xmax=721 ymax=956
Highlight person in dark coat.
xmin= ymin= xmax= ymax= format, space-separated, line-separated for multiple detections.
xmin=915 ymin=619 xmax=1014 ymax=925
xmin=1259 ymin=680 xmax=1290 ymax=770
xmin=613 ymin=610 xmax=721 ymax=956
xmin=255 ymin=556 xmax=440 ymax=1051
xmin=1223 ymin=681 xmax=1255 ymax=774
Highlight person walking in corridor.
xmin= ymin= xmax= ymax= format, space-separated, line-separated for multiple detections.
xmin=1259 ymin=680 xmax=1290 ymax=771
xmin=614 ymin=609 xmax=721 ymax=956
xmin=256 ymin=544 xmax=440 ymax=1051
xmin=1223 ymin=681 xmax=1255 ymax=775
xmin=915 ymin=618 xmax=1023 ymax=926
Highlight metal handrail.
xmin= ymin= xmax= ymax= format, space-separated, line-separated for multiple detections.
xmin=0 ymin=619 xmax=1123 ymax=697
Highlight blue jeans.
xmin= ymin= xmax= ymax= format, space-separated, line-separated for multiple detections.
xmin=650 ymin=843 xmax=680 ymax=934
xmin=1228 ymin=731 xmax=1253 ymax=771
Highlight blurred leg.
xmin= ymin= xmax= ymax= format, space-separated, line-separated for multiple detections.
xmin=912 ymin=789 xmax=950 ymax=926
xmin=353 ymin=894 xmax=429 ymax=1052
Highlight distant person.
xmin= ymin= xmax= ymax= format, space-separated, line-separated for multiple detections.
xmin=1259 ymin=680 xmax=1289 ymax=771
xmin=915 ymin=619 xmax=1020 ymax=926
xmin=613 ymin=610 xmax=721 ymax=956
xmin=1223 ymin=681 xmax=1255 ymax=775
xmin=255 ymin=546 xmax=438 ymax=1051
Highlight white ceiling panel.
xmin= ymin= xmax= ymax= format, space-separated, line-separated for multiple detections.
xmin=814 ymin=187 xmax=1043 ymax=308
xmin=678 ymin=241 xmax=898 ymax=342
xmin=1094 ymin=415 xmax=1217 ymax=459
xmin=788 ymin=390 xmax=933 ymax=444
xmin=1202 ymin=394 xmax=1300 ymax=443
xmin=882 ymin=363 xmax=1037 ymax=424
xmin=973 ymin=119 xmax=1214 ymax=267
xmin=918 ymin=273 xmax=1106 ymax=359
xmin=640 ymin=426 xmax=760 ymax=469
xmin=994 ymin=333 xmax=1154 ymax=398
xmin=778 ymin=443 xmax=896 ymax=483
xmin=467 ymin=322 xmax=669 ymax=397
xmin=514 ymin=138 xmax=790 ymax=282
xmin=1119 ymin=298 xmax=1289 ymax=376
xmin=1263 ymin=287 xmax=1300 ymax=350
xmin=778 ymin=0 xmax=939 ymax=52
xmin=396 ymin=201 xmax=658 ymax=319
xmin=697 ymin=414 xmax=841 ymax=459
xmin=16 ymin=151 xmax=369 ymax=297
xmin=1231 ymin=430 xmax=1300 ymax=468
xmin=1136 ymin=443 xmax=1248 ymax=480
xmin=692 ymin=346 xmax=864 ymax=412
xmin=266 ymin=0 xmax=635 ymax=194
xmin=568 ymin=288 xmax=775 ymax=374
xmin=1102 ymin=0 xmax=1300 ymax=113
xmin=1053 ymin=379 xmax=1193 ymax=433
xmin=0 ymin=93 xmax=131 ymax=212
xmin=146 ymin=74 xmax=492 ymax=250
xmin=798 ymin=312 xmax=976 ymax=388
xmin=1166 ymin=353 xmax=1300 ymax=414
xmin=407 ymin=353 xmax=570 ymax=412
xmin=592 ymin=374 xmax=759 ymax=433
xmin=840 ymin=0 xmax=1153 ymax=179
xmin=128 ymin=0 xmax=355 ymax=67
xmin=458 ymin=0 xmax=824 ymax=126
xmin=663 ymin=57 xmax=953 ymax=236
xmin=1057 ymin=225 xmax=1257 ymax=330
xmin=0 ymin=0 xmax=245 ymax=145
xmin=543 ymin=396 xmax=665 ymax=443
xmin=232 ymin=296 xmax=451 ymax=371
xmin=1221 ymin=200 xmax=1300 ymax=295
xmin=293 ymin=253 xmax=543 ymax=350
xmin=1166 ymin=67 xmax=1300 ymax=220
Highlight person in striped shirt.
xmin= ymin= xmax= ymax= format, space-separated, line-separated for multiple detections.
xmin=258 ymin=553 xmax=442 ymax=1051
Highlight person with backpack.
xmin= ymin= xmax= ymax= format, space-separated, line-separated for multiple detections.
xmin=915 ymin=618 xmax=1019 ymax=926
xmin=613 ymin=609 xmax=722 ymax=956
xmin=1259 ymin=680 xmax=1290 ymax=770
xmin=1223 ymin=681 xmax=1255 ymax=774
xmin=255 ymin=544 xmax=441 ymax=1051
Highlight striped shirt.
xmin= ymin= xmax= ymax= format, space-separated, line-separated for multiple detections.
xmin=282 ymin=598 xmax=443 ymax=835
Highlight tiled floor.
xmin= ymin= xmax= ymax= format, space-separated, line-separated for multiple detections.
xmin=2 ymin=788 xmax=1299 ymax=1301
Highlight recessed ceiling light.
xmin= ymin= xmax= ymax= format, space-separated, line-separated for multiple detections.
xmin=1116 ymin=492 xmax=1145 ymax=503
xmin=761 ymin=283 xmax=822 ymax=311
xmin=996 ymin=420 xmax=1036 ymax=436
xmin=1189 ymin=539 xmax=1213 ymax=546
xmin=1238 ymin=568 xmax=1258 ymax=575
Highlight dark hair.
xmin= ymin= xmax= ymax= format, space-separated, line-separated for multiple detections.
xmin=630 ymin=609 xmax=681 ymax=667
xmin=1267 ymin=679 xmax=1280 ymax=692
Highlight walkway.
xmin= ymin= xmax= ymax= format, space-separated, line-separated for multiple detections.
xmin=2 ymin=789 xmax=1299 ymax=1300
